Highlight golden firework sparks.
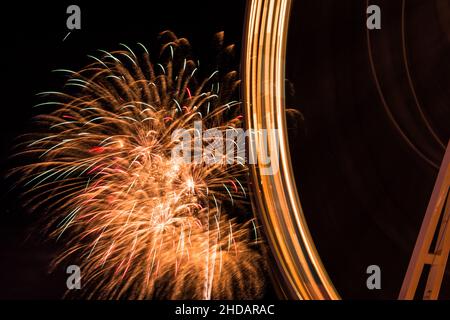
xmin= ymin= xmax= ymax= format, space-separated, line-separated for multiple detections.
xmin=12 ymin=31 xmax=266 ymax=299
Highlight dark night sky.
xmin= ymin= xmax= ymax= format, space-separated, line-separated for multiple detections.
xmin=286 ymin=0 xmax=450 ymax=299
xmin=1 ymin=0 xmax=449 ymax=300
xmin=0 ymin=0 xmax=248 ymax=299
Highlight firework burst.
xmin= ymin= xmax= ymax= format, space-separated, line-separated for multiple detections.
xmin=12 ymin=31 xmax=266 ymax=299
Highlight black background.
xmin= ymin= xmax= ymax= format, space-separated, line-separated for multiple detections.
xmin=0 ymin=0 xmax=449 ymax=300
xmin=0 ymin=0 xmax=248 ymax=299
xmin=286 ymin=0 xmax=450 ymax=299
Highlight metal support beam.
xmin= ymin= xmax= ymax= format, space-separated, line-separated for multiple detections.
xmin=399 ymin=141 xmax=450 ymax=299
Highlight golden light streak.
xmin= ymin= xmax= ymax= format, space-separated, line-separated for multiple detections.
xmin=243 ymin=0 xmax=340 ymax=299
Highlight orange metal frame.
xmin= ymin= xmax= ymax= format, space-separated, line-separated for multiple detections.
xmin=399 ymin=141 xmax=450 ymax=300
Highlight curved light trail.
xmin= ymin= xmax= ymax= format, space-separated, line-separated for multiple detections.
xmin=242 ymin=0 xmax=340 ymax=299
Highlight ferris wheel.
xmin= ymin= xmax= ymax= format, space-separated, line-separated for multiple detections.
xmin=243 ymin=0 xmax=450 ymax=300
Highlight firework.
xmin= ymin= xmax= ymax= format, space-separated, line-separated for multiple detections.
xmin=12 ymin=31 xmax=266 ymax=299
